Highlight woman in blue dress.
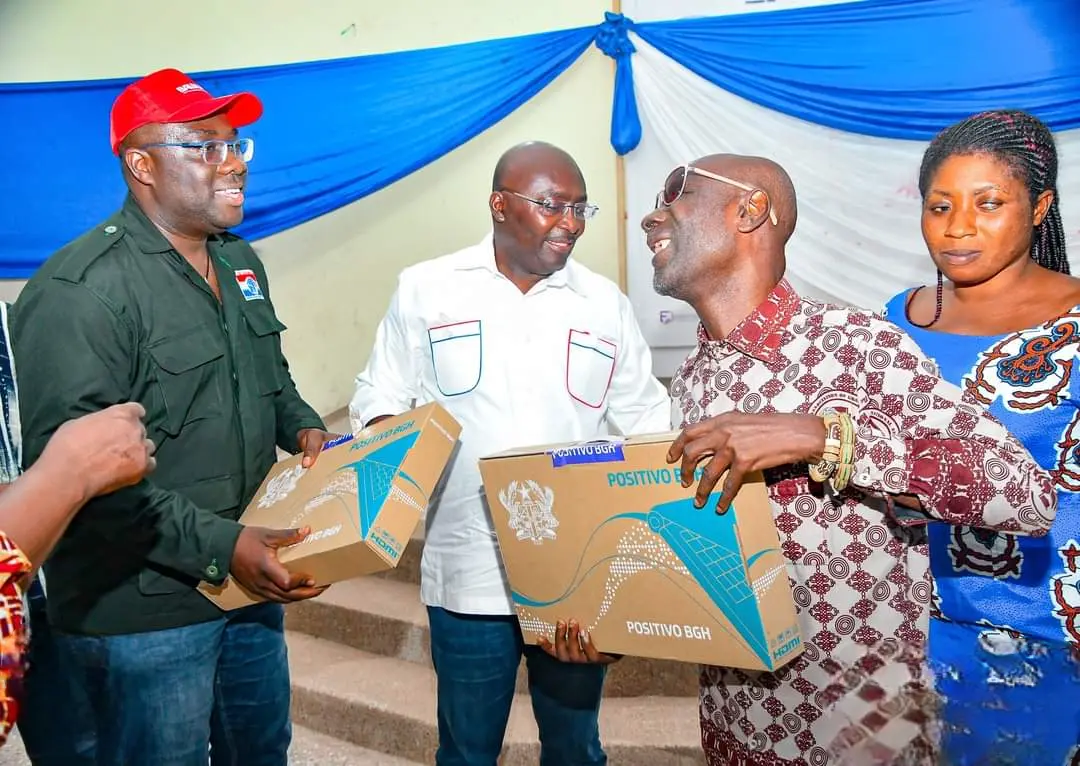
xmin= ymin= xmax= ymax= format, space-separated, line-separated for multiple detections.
xmin=886 ymin=109 xmax=1080 ymax=765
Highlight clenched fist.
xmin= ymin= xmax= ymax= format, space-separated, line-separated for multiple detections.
xmin=42 ymin=402 xmax=156 ymax=500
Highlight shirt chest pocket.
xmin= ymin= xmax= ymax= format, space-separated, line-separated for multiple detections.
xmin=146 ymin=329 xmax=226 ymax=437
xmin=566 ymin=329 xmax=617 ymax=409
xmin=243 ymin=309 xmax=288 ymax=397
xmin=427 ymin=320 xmax=482 ymax=397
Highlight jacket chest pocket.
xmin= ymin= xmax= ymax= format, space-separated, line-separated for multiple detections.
xmin=243 ymin=309 xmax=288 ymax=397
xmin=566 ymin=329 xmax=617 ymax=408
xmin=428 ymin=320 xmax=482 ymax=397
xmin=146 ymin=330 xmax=226 ymax=437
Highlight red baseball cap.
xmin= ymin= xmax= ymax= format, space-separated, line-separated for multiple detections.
xmin=109 ymin=68 xmax=263 ymax=155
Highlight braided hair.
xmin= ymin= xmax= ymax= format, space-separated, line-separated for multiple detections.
xmin=908 ymin=110 xmax=1071 ymax=327
xmin=919 ymin=109 xmax=1069 ymax=273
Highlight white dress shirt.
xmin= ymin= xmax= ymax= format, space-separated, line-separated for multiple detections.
xmin=350 ymin=235 xmax=672 ymax=615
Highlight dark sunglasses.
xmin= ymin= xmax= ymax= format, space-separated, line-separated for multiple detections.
xmin=656 ymin=164 xmax=778 ymax=226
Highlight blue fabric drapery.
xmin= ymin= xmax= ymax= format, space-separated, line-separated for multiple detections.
xmin=0 ymin=26 xmax=597 ymax=277
xmin=3 ymin=0 xmax=1080 ymax=277
xmin=624 ymin=0 xmax=1080 ymax=143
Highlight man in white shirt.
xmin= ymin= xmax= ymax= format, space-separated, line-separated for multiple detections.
xmin=350 ymin=142 xmax=671 ymax=766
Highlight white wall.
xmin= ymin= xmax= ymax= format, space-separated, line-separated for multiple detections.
xmin=0 ymin=0 xmax=620 ymax=414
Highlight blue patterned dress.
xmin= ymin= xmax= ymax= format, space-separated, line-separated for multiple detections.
xmin=886 ymin=292 xmax=1080 ymax=766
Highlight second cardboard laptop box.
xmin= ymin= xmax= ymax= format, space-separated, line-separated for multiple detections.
xmin=199 ymin=402 xmax=461 ymax=611
xmin=478 ymin=433 xmax=803 ymax=670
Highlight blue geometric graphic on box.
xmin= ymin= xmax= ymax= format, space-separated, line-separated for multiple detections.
xmin=511 ymin=494 xmax=778 ymax=667
xmin=339 ymin=432 xmax=424 ymax=537
xmin=646 ymin=498 xmax=770 ymax=666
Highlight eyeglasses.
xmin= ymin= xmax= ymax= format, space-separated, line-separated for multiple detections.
xmin=656 ymin=164 xmax=777 ymax=226
xmin=502 ymin=190 xmax=599 ymax=221
xmin=138 ymin=138 xmax=255 ymax=166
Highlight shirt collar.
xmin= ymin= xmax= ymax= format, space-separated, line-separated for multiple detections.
xmin=454 ymin=233 xmax=584 ymax=295
xmin=699 ymin=277 xmax=800 ymax=363
xmin=120 ymin=194 xmax=224 ymax=255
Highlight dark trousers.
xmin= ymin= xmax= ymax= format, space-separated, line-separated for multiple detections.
xmin=428 ymin=606 xmax=608 ymax=766
xmin=51 ymin=601 xmax=291 ymax=766
xmin=18 ymin=576 xmax=96 ymax=765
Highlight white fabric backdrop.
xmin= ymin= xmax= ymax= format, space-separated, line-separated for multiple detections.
xmin=625 ymin=0 xmax=862 ymax=22
xmin=621 ymin=0 xmax=1080 ymax=374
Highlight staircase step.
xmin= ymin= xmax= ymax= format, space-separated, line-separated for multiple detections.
xmin=0 ymin=722 xmax=421 ymax=766
xmin=291 ymin=725 xmax=423 ymax=765
xmin=286 ymin=577 xmax=699 ymax=698
xmin=288 ymin=576 xmax=429 ymax=665
xmin=287 ymin=632 xmax=704 ymax=766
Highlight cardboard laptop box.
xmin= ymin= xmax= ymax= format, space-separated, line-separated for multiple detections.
xmin=478 ymin=433 xmax=802 ymax=670
xmin=199 ymin=403 xmax=460 ymax=610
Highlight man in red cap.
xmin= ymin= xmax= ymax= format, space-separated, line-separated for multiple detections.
xmin=11 ymin=68 xmax=336 ymax=765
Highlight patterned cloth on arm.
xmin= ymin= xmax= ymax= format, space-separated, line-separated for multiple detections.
xmin=0 ymin=302 xmax=27 ymax=748
xmin=673 ymin=279 xmax=1056 ymax=766
xmin=0 ymin=535 xmax=30 ymax=747
xmin=887 ymin=293 xmax=1080 ymax=766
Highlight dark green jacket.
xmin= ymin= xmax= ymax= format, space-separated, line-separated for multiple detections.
xmin=12 ymin=196 xmax=324 ymax=635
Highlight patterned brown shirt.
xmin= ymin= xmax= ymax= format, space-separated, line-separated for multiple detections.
xmin=671 ymin=279 xmax=1057 ymax=766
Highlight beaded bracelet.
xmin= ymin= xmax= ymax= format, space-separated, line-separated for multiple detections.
xmin=831 ymin=411 xmax=856 ymax=492
xmin=809 ymin=411 xmax=843 ymax=482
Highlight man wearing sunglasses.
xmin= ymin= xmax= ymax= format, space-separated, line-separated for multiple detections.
xmin=10 ymin=68 xmax=335 ymax=765
xmin=640 ymin=154 xmax=1055 ymax=765
xmin=350 ymin=141 xmax=671 ymax=765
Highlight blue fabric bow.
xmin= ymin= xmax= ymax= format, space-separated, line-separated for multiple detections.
xmin=594 ymin=12 xmax=642 ymax=156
